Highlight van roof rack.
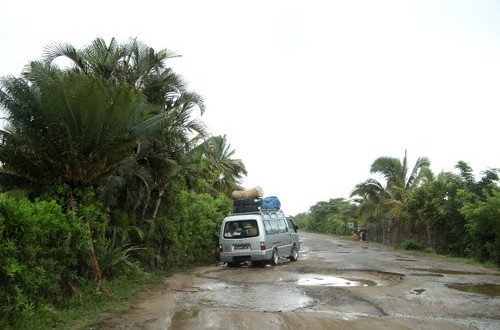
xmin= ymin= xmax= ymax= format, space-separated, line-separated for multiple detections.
xmin=229 ymin=208 xmax=285 ymax=216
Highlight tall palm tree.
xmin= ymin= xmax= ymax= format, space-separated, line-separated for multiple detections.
xmin=41 ymin=37 xmax=209 ymax=218
xmin=351 ymin=150 xmax=432 ymax=222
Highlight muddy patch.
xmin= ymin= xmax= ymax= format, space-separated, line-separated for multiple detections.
xmin=410 ymin=288 xmax=426 ymax=295
xmin=445 ymin=283 xmax=500 ymax=297
xmin=409 ymin=273 xmax=444 ymax=277
xmin=405 ymin=267 xmax=489 ymax=275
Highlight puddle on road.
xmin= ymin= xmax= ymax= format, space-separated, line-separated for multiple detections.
xmin=188 ymin=282 xmax=313 ymax=312
xmin=446 ymin=283 xmax=500 ymax=297
xmin=295 ymin=269 xmax=403 ymax=287
xmin=297 ymin=274 xmax=376 ymax=287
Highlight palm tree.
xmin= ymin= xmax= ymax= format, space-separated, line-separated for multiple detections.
xmin=41 ymin=37 xmax=209 ymax=218
xmin=42 ymin=37 xmax=196 ymax=111
xmin=0 ymin=62 xmax=167 ymax=188
xmin=199 ymin=134 xmax=247 ymax=195
xmin=351 ymin=150 xmax=432 ymax=222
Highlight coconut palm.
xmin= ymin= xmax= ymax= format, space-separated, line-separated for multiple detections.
xmin=199 ymin=134 xmax=247 ymax=195
xmin=351 ymin=150 xmax=432 ymax=222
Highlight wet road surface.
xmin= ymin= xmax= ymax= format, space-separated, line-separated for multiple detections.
xmin=99 ymin=232 xmax=500 ymax=330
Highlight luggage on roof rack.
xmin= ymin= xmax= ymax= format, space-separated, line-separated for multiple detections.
xmin=261 ymin=196 xmax=281 ymax=210
xmin=231 ymin=196 xmax=282 ymax=213
xmin=232 ymin=198 xmax=262 ymax=213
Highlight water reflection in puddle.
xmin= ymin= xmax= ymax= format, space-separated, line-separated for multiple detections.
xmin=297 ymin=274 xmax=376 ymax=287
xmin=446 ymin=283 xmax=500 ymax=297
xmin=189 ymin=283 xmax=313 ymax=311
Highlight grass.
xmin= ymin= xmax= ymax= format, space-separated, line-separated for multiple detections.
xmin=8 ymin=270 xmax=171 ymax=330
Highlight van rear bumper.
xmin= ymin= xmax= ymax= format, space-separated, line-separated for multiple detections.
xmin=220 ymin=250 xmax=271 ymax=263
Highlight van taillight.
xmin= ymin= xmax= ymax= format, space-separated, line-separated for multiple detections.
xmin=260 ymin=242 xmax=266 ymax=251
xmin=219 ymin=244 xmax=223 ymax=253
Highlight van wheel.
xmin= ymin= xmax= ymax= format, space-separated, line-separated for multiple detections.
xmin=289 ymin=245 xmax=299 ymax=262
xmin=271 ymin=249 xmax=279 ymax=266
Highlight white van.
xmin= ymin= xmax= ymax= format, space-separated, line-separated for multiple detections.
xmin=218 ymin=209 xmax=300 ymax=266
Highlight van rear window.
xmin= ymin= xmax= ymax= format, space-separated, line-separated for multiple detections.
xmin=223 ymin=220 xmax=259 ymax=238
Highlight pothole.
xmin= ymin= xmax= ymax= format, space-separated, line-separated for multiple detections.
xmin=185 ymin=282 xmax=313 ymax=311
xmin=445 ymin=283 xmax=500 ymax=297
xmin=297 ymin=274 xmax=376 ymax=287
xmin=296 ymin=268 xmax=403 ymax=287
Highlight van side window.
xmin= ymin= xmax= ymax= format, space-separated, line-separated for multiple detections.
xmin=263 ymin=220 xmax=272 ymax=235
xmin=278 ymin=218 xmax=288 ymax=233
xmin=269 ymin=219 xmax=280 ymax=234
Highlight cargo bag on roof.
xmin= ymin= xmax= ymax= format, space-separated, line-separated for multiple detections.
xmin=261 ymin=196 xmax=281 ymax=210
xmin=233 ymin=198 xmax=262 ymax=213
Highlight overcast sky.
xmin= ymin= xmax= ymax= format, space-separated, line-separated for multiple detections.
xmin=1 ymin=0 xmax=499 ymax=215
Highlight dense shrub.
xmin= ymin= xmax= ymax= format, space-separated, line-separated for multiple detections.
xmin=0 ymin=194 xmax=88 ymax=323
xmin=462 ymin=190 xmax=500 ymax=266
xmin=399 ymin=239 xmax=426 ymax=251
xmin=139 ymin=191 xmax=231 ymax=269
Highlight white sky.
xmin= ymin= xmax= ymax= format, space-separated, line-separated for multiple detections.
xmin=1 ymin=0 xmax=499 ymax=215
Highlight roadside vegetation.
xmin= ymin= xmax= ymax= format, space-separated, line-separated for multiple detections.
xmin=0 ymin=37 xmax=498 ymax=328
xmin=0 ymin=37 xmax=241 ymax=328
xmin=294 ymin=152 xmax=499 ymax=268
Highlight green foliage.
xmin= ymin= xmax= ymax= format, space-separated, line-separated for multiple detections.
xmin=0 ymin=194 xmax=87 ymax=324
xmin=0 ymin=36 xmax=250 ymax=327
xmin=351 ymin=150 xmax=432 ymax=224
xmin=307 ymin=198 xmax=357 ymax=235
xmin=150 ymin=192 xmax=231 ymax=268
xmin=124 ymin=177 xmax=232 ymax=271
xmin=11 ymin=269 xmax=153 ymax=330
xmin=461 ymin=190 xmax=500 ymax=266
xmin=399 ymin=239 xmax=425 ymax=251
xmin=407 ymin=171 xmax=470 ymax=254
xmin=0 ymin=64 xmax=169 ymax=188
xmin=292 ymin=212 xmax=311 ymax=230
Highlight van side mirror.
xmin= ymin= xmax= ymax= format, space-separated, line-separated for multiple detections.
xmin=294 ymin=225 xmax=298 ymax=231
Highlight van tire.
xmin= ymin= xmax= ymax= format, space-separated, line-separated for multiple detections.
xmin=289 ymin=245 xmax=299 ymax=262
xmin=271 ymin=249 xmax=279 ymax=266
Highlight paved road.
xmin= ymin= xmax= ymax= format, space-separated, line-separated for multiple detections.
xmin=99 ymin=232 xmax=500 ymax=330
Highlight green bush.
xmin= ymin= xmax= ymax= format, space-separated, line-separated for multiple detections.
xmin=462 ymin=190 xmax=500 ymax=266
xmin=399 ymin=239 xmax=425 ymax=251
xmin=0 ymin=194 xmax=88 ymax=323
xmin=139 ymin=192 xmax=231 ymax=269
